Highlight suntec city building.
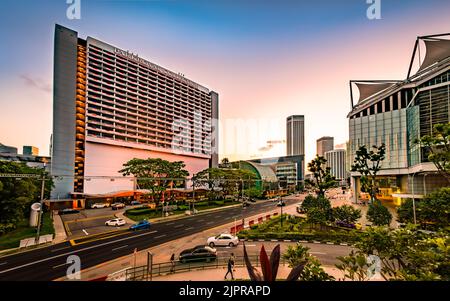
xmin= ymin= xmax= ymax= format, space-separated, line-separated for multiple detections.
xmin=51 ymin=25 xmax=219 ymax=207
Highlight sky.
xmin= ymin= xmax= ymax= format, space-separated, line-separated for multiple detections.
xmin=1 ymin=0 xmax=450 ymax=165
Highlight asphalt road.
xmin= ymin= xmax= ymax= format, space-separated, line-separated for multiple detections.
xmin=0 ymin=197 xmax=299 ymax=281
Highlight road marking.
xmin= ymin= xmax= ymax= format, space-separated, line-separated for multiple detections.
xmin=82 ymin=229 xmax=89 ymax=236
xmin=197 ymin=219 xmax=204 ymax=222
xmin=52 ymin=262 xmax=69 ymax=269
xmin=185 ymin=227 xmax=194 ymax=231
xmin=51 ymin=246 xmax=71 ymax=252
xmin=0 ymin=262 xmax=7 ymax=266
xmin=165 ymin=222 xmax=175 ymax=226
xmin=174 ymin=224 xmax=184 ymax=228
xmin=0 ymin=230 xmax=158 ymax=275
xmin=112 ymin=245 xmax=129 ymax=251
xmin=206 ymin=221 xmax=214 ymax=224
xmin=310 ymin=252 xmax=326 ymax=255
xmin=154 ymin=234 xmax=166 ymax=239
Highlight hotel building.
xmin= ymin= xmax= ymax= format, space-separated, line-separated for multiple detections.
xmin=51 ymin=25 xmax=219 ymax=206
xmin=348 ymin=34 xmax=450 ymax=205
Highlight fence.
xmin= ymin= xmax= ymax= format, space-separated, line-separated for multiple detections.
xmin=123 ymin=254 xmax=288 ymax=281
xmin=230 ymin=211 xmax=280 ymax=234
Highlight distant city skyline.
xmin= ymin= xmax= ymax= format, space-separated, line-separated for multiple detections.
xmin=1 ymin=0 xmax=450 ymax=165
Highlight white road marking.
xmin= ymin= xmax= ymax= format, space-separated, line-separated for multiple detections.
xmin=206 ymin=221 xmax=214 ymax=224
xmin=82 ymin=229 xmax=89 ymax=236
xmin=112 ymin=245 xmax=129 ymax=251
xmin=52 ymin=262 xmax=69 ymax=269
xmin=310 ymin=252 xmax=326 ymax=255
xmin=197 ymin=219 xmax=204 ymax=222
xmin=185 ymin=227 xmax=194 ymax=231
xmin=174 ymin=224 xmax=184 ymax=228
xmin=51 ymin=246 xmax=71 ymax=252
xmin=0 ymin=262 xmax=7 ymax=266
xmin=154 ymin=234 xmax=166 ymax=239
xmin=165 ymin=222 xmax=175 ymax=226
xmin=0 ymin=230 xmax=157 ymax=274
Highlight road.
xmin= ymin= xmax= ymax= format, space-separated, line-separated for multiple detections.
xmin=0 ymin=197 xmax=299 ymax=281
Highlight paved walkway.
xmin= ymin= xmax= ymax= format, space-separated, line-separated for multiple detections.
xmin=51 ymin=211 xmax=67 ymax=244
xmin=151 ymin=265 xmax=346 ymax=281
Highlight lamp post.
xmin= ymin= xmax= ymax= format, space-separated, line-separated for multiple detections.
xmin=35 ymin=160 xmax=47 ymax=244
xmin=280 ymin=196 xmax=283 ymax=228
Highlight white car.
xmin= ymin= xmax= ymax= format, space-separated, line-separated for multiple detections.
xmin=91 ymin=203 xmax=109 ymax=209
xmin=105 ymin=218 xmax=126 ymax=227
xmin=207 ymin=233 xmax=239 ymax=247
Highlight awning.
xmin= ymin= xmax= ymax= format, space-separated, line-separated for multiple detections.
xmin=418 ymin=39 xmax=450 ymax=72
xmin=355 ymin=82 xmax=394 ymax=103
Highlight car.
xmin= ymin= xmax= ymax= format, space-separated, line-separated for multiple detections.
xmin=276 ymin=200 xmax=286 ymax=207
xmin=207 ymin=233 xmax=239 ymax=248
xmin=335 ymin=220 xmax=360 ymax=229
xmin=129 ymin=220 xmax=151 ymax=231
xmin=179 ymin=245 xmax=217 ymax=263
xmin=131 ymin=201 xmax=140 ymax=205
xmin=105 ymin=218 xmax=126 ymax=227
xmin=111 ymin=202 xmax=126 ymax=210
xmin=91 ymin=203 xmax=109 ymax=209
xmin=296 ymin=203 xmax=306 ymax=214
xmin=58 ymin=208 xmax=80 ymax=215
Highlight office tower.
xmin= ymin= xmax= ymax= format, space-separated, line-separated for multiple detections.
xmin=286 ymin=115 xmax=304 ymax=156
xmin=325 ymin=149 xmax=346 ymax=183
xmin=23 ymin=146 xmax=39 ymax=156
xmin=316 ymin=136 xmax=334 ymax=157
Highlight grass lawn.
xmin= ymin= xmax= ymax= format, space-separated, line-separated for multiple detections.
xmin=0 ymin=212 xmax=55 ymax=250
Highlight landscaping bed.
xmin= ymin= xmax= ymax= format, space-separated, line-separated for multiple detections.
xmin=0 ymin=212 xmax=55 ymax=250
xmin=237 ymin=214 xmax=359 ymax=245
xmin=125 ymin=199 xmax=241 ymax=221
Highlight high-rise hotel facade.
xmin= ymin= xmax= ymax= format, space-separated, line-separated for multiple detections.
xmin=348 ymin=34 xmax=450 ymax=205
xmin=51 ymin=25 xmax=219 ymax=204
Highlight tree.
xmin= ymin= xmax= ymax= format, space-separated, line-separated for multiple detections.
xmin=333 ymin=205 xmax=362 ymax=224
xmin=337 ymin=226 xmax=450 ymax=281
xmin=397 ymin=188 xmax=450 ymax=229
xmin=219 ymin=157 xmax=232 ymax=169
xmin=416 ymin=123 xmax=450 ymax=183
xmin=119 ymin=158 xmax=189 ymax=205
xmin=367 ymin=200 xmax=392 ymax=226
xmin=0 ymin=161 xmax=53 ymax=233
xmin=351 ymin=144 xmax=386 ymax=204
xmin=282 ymin=244 xmax=334 ymax=281
xmin=301 ymin=195 xmax=333 ymax=229
xmin=305 ymin=155 xmax=336 ymax=197
xmin=192 ymin=168 xmax=225 ymax=201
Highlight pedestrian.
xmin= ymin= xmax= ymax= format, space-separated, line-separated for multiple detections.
xmin=224 ymin=254 xmax=235 ymax=280
xmin=170 ymin=253 xmax=175 ymax=273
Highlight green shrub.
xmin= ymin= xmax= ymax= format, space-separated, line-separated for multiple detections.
xmin=126 ymin=208 xmax=156 ymax=216
xmin=214 ymin=201 xmax=224 ymax=206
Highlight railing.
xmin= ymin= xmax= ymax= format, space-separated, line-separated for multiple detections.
xmin=124 ymin=254 xmax=287 ymax=281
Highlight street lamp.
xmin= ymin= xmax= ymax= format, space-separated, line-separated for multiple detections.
xmin=35 ymin=159 xmax=47 ymax=244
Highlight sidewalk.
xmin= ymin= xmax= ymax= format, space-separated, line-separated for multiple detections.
xmin=52 ymin=212 xmax=67 ymax=244
xmin=151 ymin=265 xmax=345 ymax=281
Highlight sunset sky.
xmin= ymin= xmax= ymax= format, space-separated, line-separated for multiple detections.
xmin=1 ymin=0 xmax=450 ymax=165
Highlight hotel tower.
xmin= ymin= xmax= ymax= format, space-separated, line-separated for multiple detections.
xmin=51 ymin=25 xmax=219 ymax=204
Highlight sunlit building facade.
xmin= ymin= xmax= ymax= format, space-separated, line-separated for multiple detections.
xmin=348 ymin=34 xmax=450 ymax=205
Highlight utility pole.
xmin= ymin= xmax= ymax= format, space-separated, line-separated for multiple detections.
xmin=35 ymin=162 xmax=47 ymax=244
xmin=280 ymin=196 xmax=283 ymax=228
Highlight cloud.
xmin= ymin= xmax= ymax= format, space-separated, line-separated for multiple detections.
xmin=258 ymin=140 xmax=285 ymax=152
xmin=19 ymin=74 xmax=51 ymax=93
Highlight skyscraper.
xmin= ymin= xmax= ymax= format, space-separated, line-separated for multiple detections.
xmin=286 ymin=115 xmax=304 ymax=156
xmin=325 ymin=149 xmax=346 ymax=184
xmin=316 ymin=136 xmax=334 ymax=157
xmin=51 ymin=25 xmax=219 ymax=201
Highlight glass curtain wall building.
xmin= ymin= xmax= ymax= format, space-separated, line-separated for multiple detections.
xmin=348 ymin=34 xmax=450 ymax=205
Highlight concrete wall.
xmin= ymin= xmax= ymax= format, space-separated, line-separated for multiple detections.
xmin=83 ymin=141 xmax=209 ymax=194
xmin=50 ymin=25 xmax=78 ymax=199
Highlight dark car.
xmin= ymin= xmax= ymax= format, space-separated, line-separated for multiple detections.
xmin=131 ymin=201 xmax=140 ymax=206
xmin=58 ymin=208 xmax=80 ymax=215
xmin=179 ymin=245 xmax=217 ymax=263
xmin=111 ymin=202 xmax=126 ymax=210
xmin=129 ymin=220 xmax=151 ymax=231
xmin=335 ymin=220 xmax=357 ymax=229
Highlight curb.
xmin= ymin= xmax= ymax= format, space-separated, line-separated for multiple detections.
xmin=239 ymin=238 xmax=352 ymax=247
